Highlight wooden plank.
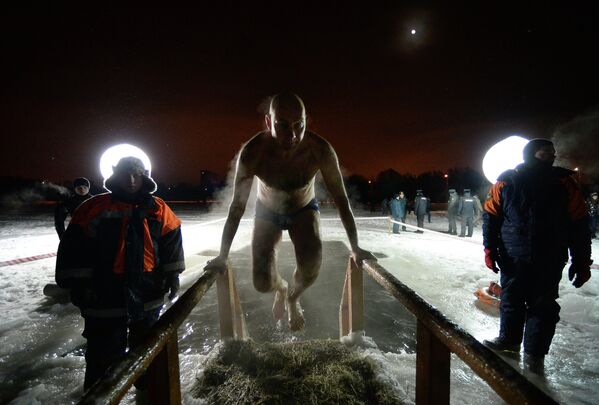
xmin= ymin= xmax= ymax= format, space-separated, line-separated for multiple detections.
xmin=349 ymin=257 xmax=364 ymax=332
xmin=229 ymin=266 xmax=249 ymax=340
xmin=147 ymin=332 xmax=182 ymax=405
xmin=216 ymin=266 xmax=234 ymax=339
xmin=416 ymin=319 xmax=450 ymax=405
xmin=339 ymin=263 xmax=351 ymax=337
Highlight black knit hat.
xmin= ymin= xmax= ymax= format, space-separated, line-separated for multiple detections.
xmin=522 ymin=138 xmax=554 ymax=163
xmin=73 ymin=177 xmax=90 ymax=188
xmin=104 ymin=156 xmax=157 ymax=194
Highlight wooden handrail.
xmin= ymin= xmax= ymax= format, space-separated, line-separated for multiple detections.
xmin=78 ymin=267 xmax=224 ymax=405
xmin=353 ymin=259 xmax=557 ymax=405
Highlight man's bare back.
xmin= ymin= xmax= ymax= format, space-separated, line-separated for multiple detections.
xmin=205 ymin=92 xmax=375 ymax=331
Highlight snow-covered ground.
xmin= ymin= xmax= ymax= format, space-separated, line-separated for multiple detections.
xmin=0 ymin=206 xmax=597 ymax=404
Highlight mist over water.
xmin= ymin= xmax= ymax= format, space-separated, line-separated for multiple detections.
xmin=551 ymin=108 xmax=599 ymax=183
xmin=0 ymin=182 xmax=70 ymax=209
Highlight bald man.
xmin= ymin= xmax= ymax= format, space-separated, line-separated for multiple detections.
xmin=205 ymin=92 xmax=375 ymax=331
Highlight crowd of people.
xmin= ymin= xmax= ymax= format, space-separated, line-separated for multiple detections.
xmin=383 ymin=187 xmax=484 ymax=237
xmin=51 ymin=93 xmax=594 ymax=392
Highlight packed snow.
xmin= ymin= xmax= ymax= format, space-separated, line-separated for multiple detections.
xmin=0 ymin=206 xmax=597 ymax=404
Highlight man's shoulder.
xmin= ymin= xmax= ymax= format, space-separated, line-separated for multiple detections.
xmin=304 ymin=130 xmax=331 ymax=148
xmin=80 ymin=193 xmax=110 ymax=207
xmin=240 ymin=131 xmax=270 ymax=160
xmin=245 ymin=131 xmax=269 ymax=146
xmin=70 ymin=193 xmax=111 ymax=222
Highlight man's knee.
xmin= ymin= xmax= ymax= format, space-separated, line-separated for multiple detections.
xmin=296 ymin=266 xmax=320 ymax=288
xmin=253 ymin=270 xmax=277 ymax=293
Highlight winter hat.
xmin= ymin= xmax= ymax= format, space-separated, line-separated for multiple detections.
xmin=448 ymin=189 xmax=456 ymax=194
xmin=522 ymin=138 xmax=553 ymax=163
xmin=591 ymin=192 xmax=598 ymax=197
xmin=104 ymin=156 xmax=157 ymax=194
xmin=73 ymin=177 xmax=90 ymax=188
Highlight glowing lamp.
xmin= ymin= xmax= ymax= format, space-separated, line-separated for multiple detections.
xmin=482 ymin=135 xmax=529 ymax=183
xmin=99 ymin=143 xmax=152 ymax=180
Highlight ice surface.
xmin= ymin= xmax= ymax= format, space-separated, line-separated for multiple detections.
xmin=1 ymin=208 xmax=597 ymax=404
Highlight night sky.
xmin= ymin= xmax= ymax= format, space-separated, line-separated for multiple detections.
xmin=2 ymin=4 xmax=598 ymax=186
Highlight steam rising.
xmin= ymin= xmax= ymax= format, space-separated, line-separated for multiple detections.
xmin=0 ymin=181 xmax=70 ymax=208
xmin=552 ymin=108 xmax=599 ymax=182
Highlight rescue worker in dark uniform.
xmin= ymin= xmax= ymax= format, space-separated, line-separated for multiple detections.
xmin=447 ymin=188 xmax=459 ymax=235
xmin=458 ymin=189 xmax=479 ymax=237
xmin=413 ymin=190 xmax=429 ymax=233
xmin=54 ymin=177 xmax=93 ymax=239
xmin=482 ymin=138 xmax=591 ymax=373
xmin=55 ymin=156 xmax=185 ymax=390
xmin=398 ymin=191 xmax=408 ymax=231
xmin=587 ymin=191 xmax=598 ymax=238
xmin=389 ymin=193 xmax=405 ymax=234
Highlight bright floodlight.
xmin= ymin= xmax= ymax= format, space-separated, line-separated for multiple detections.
xmin=482 ymin=135 xmax=529 ymax=183
xmin=411 ymin=29 xmax=416 ymax=35
xmin=99 ymin=143 xmax=152 ymax=180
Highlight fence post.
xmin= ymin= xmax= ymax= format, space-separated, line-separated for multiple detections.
xmin=416 ymin=319 xmax=450 ymax=405
xmin=339 ymin=257 xmax=364 ymax=338
xmin=216 ymin=264 xmax=248 ymax=340
xmin=146 ymin=331 xmax=181 ymax=405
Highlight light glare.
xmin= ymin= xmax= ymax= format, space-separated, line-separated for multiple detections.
xmin=482 ymin=136 xmax=529 ymax=183
xmin=99 ymin=143 xmax=152 ymax=180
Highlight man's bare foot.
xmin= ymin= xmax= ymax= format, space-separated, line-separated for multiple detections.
xmin=272 ymin=280 xmax=288 ymax=321
xmin=287 ymin=299 xmax=305 ymax=331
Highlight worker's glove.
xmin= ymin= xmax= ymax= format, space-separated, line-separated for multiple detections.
xmin=568 ymin=259 xmax=592 ymax=288
xmin=165 ymin=273 xmax=180 ymax=300
xmin=484 ymin=248 xmax=500 ymax=274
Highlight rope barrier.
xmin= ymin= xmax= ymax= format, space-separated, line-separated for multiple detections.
xmin=0 ymin=252 xmax=57 ymax=268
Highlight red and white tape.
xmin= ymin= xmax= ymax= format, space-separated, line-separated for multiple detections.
xmin=0 ymin=252 xmax=57 ymax=268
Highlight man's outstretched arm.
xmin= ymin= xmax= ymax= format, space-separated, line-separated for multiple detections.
xmin=205 ymin=150 xmax=254 ymax=271
xmin=320 ymin=141 xmax=376 ymax=263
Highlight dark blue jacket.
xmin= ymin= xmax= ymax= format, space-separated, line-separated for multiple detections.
xmin=483 ymin=163 xmax=590 ymax=263
xmin=390 ymin=197 xmax=407 ymax=218
xmin=414 ymin=195 xmax=429 ymax=216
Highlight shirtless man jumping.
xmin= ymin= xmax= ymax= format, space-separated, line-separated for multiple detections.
xmin=205 ymin=92 xmax=374 ymax=331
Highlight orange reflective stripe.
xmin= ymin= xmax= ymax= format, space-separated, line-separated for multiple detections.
xmin=562 ymin=176 xmax=587 ymax=221
xmin=70 ymin=194 xmax=171 ymax=275
xmin=143 ymin=219 xmax=155 ymax=272
xmin=154 ymin=197 xmax=181 ymax=236
xmin=484 ymin=182 xmax=504 ymax=216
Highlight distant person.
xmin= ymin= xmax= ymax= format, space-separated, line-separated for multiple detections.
xmin=447 ymin=188 xmax=459 ymax=235
xmin=458 ymin=189 xmax=480 ymax=237
xmin=204 ymin=92 xmax=375 ymax=331
xmin=587 ymin=191 xmax=598 ymax=239
xmin=472 ymin=194 xmax=483 ymax=227
xmin=381 ymin=197 xmax=389 ymax=215
xmin=482 ymin=138 xmax=591 ymax=373
xmin=426 ymin=196 xmax=432 ymax=223
xmin=55 ymin=157 xmax=185 ymax=390
xmin=413 ymin=190 xmax=428 ymax=233
xmin=54 ymin=177 xmax=92 ymax=239
xmin=398 ymin=191 xmax=408 ymax=231
xmin=389 ymin=193 xmax=405 ymax=234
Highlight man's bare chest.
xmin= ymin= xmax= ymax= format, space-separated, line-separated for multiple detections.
xmin=254 ymin=152 xmax=319 ymax=192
